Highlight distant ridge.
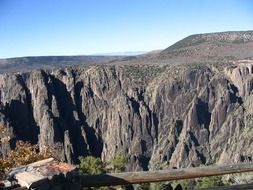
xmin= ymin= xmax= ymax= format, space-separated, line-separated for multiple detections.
xmin=163 ymin=30 xmax=253 ymax=52
xmin=1 ymin=30 xmax=253 ymax=72
xmin=93 ymin=51 xmax=147 ymax=56
xmin=0 ymin=55 xmax=123 ymax=73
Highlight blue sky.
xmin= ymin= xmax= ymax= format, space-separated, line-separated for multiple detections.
xmin=0 ymin=0 xmax=253 ymax=58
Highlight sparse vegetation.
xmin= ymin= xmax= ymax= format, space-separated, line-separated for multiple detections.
xmin=79 ymin=156 xmax=105 ymax=174
xmin=177 ymin=179 xmax=195 ymax=190
xmin=79 ymin=154 xmax=129 ymax=190
xmin=0 ymin=141 xmax=54 ymax=171
xmin=165 ymin=34 xmax=207 ymax=51
xmin=79 ymin=153 xmax=128 ymax=174
xmin=195 ymin=176 xmax=225 ymax=188
xmin=111 ymin=153 xmax=128 ymax=172
xmin=0 ymin=124 xmax=54 ymax=176
xmin=122 ymin=65 xmax=165 ymax=86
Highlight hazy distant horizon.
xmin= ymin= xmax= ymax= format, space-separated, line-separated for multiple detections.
xmin=0 ymin=50 xmax=149 ymax=60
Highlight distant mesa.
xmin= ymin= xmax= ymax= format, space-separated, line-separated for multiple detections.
xmin=163 ymin=30 xmax=253 ymax=52
xmin=0 ymin=30 xmax=253 ymax=73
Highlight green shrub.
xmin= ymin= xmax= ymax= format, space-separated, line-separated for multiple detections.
xmin=111 ymin=153 xmax=128 ymax=172
xmin=195 ymin=176 xmax=224 ymax=188
xmin=79 ymin=156 xmax=105 ymax=174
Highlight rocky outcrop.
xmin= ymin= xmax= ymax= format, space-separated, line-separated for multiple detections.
xmin=1 ymin=61 xmax=253 ymax=171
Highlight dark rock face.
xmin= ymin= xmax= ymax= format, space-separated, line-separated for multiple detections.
xmin=1 ymin=61 xmax=253 ymax=170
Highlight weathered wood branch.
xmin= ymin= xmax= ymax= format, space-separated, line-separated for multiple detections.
xmin=78 ymin=162 xmax=253 ymax=187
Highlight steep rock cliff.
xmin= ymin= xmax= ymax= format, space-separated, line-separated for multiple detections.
xmin=0 ymin=61 xmax=253 ymax=170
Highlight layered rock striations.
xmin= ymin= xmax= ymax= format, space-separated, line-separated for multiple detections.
xmin=1 ymin=61 xmax=253 ymax=170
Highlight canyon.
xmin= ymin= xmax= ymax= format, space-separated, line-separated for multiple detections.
xmin=0 ymin=31 xmax=253 ymax=171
